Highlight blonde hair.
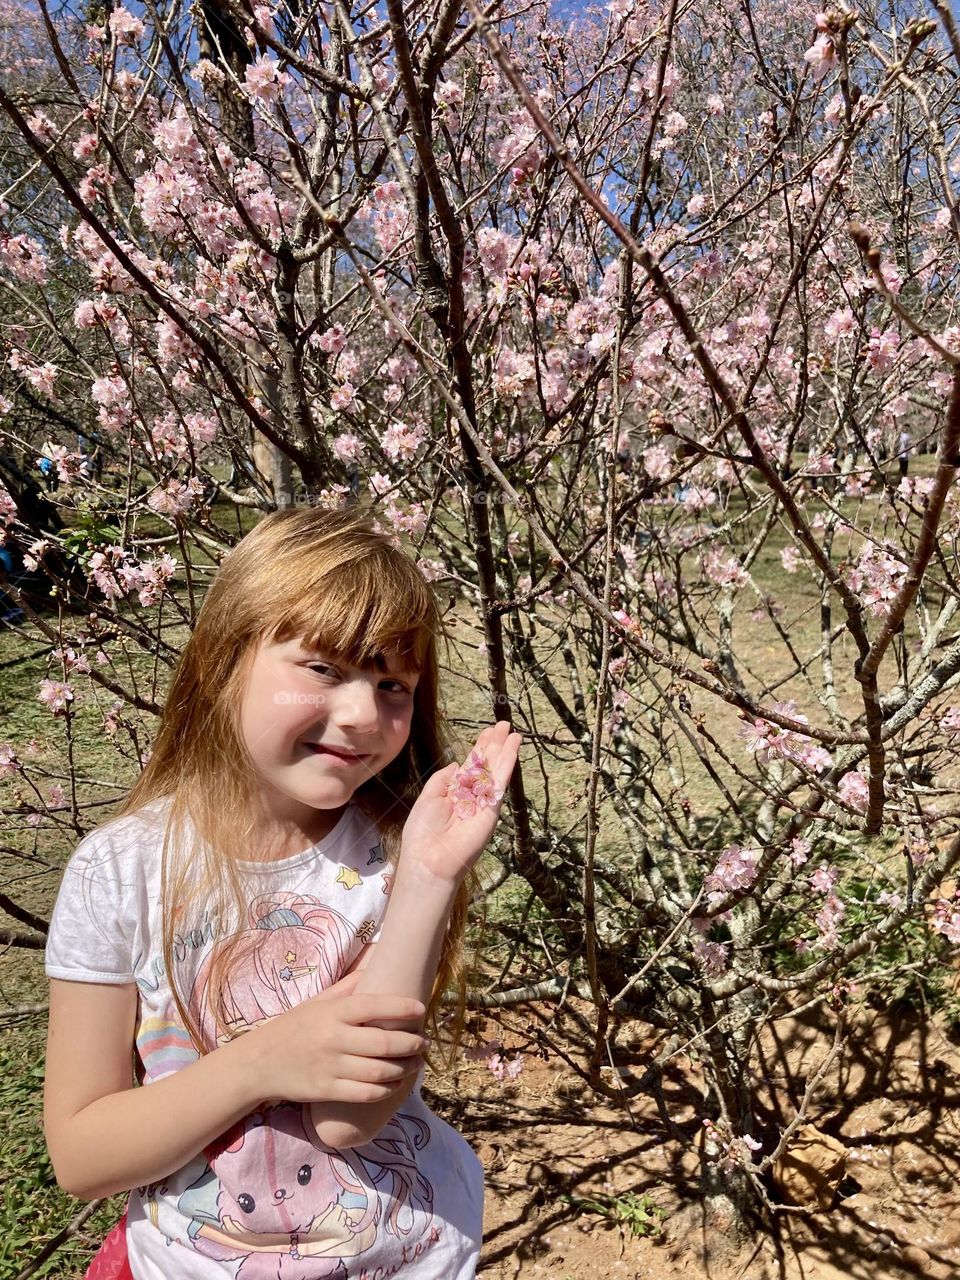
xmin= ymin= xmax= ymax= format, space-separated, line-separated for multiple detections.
xmin=117 ymin=507 xmax=469 ymax=1055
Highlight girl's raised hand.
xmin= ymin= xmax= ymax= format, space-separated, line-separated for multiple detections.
xmin=400 ymin=720 xmax=521 ymax=885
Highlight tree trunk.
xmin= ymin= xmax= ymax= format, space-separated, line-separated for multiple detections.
xmin=194 ymin=0 xmax=296 ymax=508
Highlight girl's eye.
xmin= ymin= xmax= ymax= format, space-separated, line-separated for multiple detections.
xmin=304 ymin=661 xmax=413 ymax=695
xmin=380 ymin=680 xmax=412 ymax=696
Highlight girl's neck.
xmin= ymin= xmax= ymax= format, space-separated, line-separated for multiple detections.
xmin=243 ymin=805 xmax=348 ymax=862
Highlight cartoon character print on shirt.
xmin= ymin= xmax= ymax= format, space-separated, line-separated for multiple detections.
xmin=187 ymin=892 xmax=359 ymax=1044
xmin=178 ymin=1103 xmax=435 ymax=1277
xmin=163 ymin=892 xmax=436 ymax=1273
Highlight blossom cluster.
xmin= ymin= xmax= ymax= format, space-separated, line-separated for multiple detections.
xmin=739 ymin=701 xmax=832 ymax=773
xmin=447 ymin=750 xmax=501 ymax=820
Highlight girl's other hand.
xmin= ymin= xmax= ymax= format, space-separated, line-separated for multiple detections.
xmin=239 ymin=970 xmax=428 ymax=1106
xmin=400 ymin=719 xmax=521 ymax=886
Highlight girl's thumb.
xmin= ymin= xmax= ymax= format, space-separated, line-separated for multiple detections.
xmin=420 ymin=760 xmax=459 ymax=796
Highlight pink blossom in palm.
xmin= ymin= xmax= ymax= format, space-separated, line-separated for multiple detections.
xmin=447 ymin=750 xmax=502 ymax=820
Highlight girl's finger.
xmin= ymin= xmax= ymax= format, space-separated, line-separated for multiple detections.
xmin=419 ymin=760 xmax=459 ymax=799
xmin=491 ymin=732 xmax=522 ymax=790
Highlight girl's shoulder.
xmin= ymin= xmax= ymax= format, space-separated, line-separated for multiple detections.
xmin=65 ymin=797 xmax=172 ymax=881
xmin=48 ymin=800 xmax=173 ymax=979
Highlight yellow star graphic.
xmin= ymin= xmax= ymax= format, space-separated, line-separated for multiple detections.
xmin=336 ymin=865 xmax=362 ymax=891
xmin=284 ymin=951 xmax=296 ymax=964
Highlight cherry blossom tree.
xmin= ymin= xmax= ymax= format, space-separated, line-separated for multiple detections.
xmin=3 ymin=0 xmax=960 ymax=1245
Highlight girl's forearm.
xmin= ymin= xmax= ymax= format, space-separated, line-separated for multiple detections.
xmin=49 ymin=1032 xmax=263 ymax=1200
xmin=354 ymin=863 xmax=457 ymax=1004
xmin=311 ymin=860 xmax=457 ymax=1148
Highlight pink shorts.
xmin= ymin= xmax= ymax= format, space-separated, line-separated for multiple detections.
xmin=84 ymin=1213 xmax=133 ymax=1280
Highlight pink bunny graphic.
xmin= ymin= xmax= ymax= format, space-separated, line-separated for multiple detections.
xmin=180 ymin=1104 xmax=434 ymax=1278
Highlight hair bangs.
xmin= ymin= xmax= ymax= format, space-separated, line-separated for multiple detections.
xmin=269 ymin=541 xmax=440 ymax=671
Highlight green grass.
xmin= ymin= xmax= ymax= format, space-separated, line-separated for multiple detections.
xmin=562 ymin=1189 xmax=668 ymax=1239
xmin=0 ymin=1022 xmax=123 ymax=1279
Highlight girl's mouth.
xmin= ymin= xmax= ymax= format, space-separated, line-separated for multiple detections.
xmin=306 ymin=743 xmax=369 ymax=764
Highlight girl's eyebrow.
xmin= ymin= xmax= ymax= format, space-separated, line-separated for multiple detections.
xmin=295 ymin=644 xmax=419 ymax=678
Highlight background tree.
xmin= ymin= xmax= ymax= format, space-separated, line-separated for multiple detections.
xmin=3 ymin=0 xmax=960 ymax=1252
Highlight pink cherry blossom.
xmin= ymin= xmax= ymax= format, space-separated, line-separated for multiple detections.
xmin=809 ymin=863 xmax=839 ymax=894
xmin=704 ymin=844 xmax=759 ymax=901
xmin=824 ymin=307 xmax=855 ymax=340
xmin=486 ymin=1051 xmax=523 ymax=1081
xmin=0 ymin=234 xmax=48 ymax=284
xmin=447 ymin=750 xmax=502 ymax=820
xmin=436 ymin=79 xmax=464 ymax=112
xmin=23 ymin=361 xmax=58 ymax=399
xmin=380 ymin=420 xmax=426 ymax=463
xmin=932 ymin=895 xmax=960 ymax=945
xmin=244 ymin=54 xmax=287 ymax=104
xmin=147 ymin=478 xmax=203 ymax=519
xmin=108 ymin=6 xmax=144 ymax=44
xmin=417 ymin=558 xmax=445 ymax=582
xmin=135 ymin=553 xmax=177 ymax=606
xmin=73 ymin=132 xmax=98 ymax=161
xmin=837 ymin=770 xmax=869 ymax=812
xmin=803 ymin=33 xmax=837 ymax=82
xmin=686 ymin=193 xmax=708 ymax=218
xmin=330 ymin=382 xmax=357 ymax=412
xmin=789 ymin=838 xmax=812 ymax=867
xmin=26 ymin=110 xmax=56 ymax=142
xmin=824 ymin=92 xmax=844 ymax=125
xmin=846 ymin=545 xmax=907 ymax=617
xmin=0 ymin=482 xmax=18 ymax=529
xmin=867 ymin=327 xmax=899 ymax=371
xmin=332 ymin=433 xmax=363 ymax=463
xmin=815 ymin=892 xmax=845 ymax=949
xmin=316 ymin=324 xmax=346 ymax=354
xmin=692 ymin=937 xmax=729 ymax=975
xmin=38 ymin=679 xmax=75 ymax=713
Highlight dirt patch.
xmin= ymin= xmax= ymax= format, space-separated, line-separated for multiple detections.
xmin=421 ymin=1002 xmax=960 ymax=1279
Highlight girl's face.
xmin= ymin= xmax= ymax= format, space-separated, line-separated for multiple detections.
xmin=239 ymin=636 xmax=419 ymax=839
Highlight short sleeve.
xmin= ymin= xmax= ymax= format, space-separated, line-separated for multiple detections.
xmin=45 ymin=824 xmax=141 ymax=984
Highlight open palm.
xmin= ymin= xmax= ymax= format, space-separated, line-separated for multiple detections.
xmin=401 ymin=720 xmax=522 ymax=884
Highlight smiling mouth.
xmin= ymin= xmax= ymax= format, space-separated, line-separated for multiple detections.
xmin=305 ymin=744 xmax=370 ymax=762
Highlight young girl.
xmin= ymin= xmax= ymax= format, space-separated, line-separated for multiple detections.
xmin=43 ymin=506 xmax=521 ymax=1279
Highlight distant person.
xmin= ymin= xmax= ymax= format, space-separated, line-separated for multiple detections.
xmin=38 ymin=439 xmax=58 ymax=492
xmin=898 ymin=429 xmax=911 ymax=479
xmin=77 ymin=432 xmax=103 ymax=483
xmin=0 ymin=545 xmax=24 ymax=622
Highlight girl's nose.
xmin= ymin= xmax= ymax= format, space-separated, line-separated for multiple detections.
xmin=332 ymin=678 xmax=379 ymax=732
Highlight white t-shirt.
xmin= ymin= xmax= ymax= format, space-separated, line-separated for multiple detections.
xmin=45 ymin=801 xmax=483 ymax=1279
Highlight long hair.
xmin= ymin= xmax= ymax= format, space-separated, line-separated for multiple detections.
xmin=116 ymin=506 xmax=469 ymax=1054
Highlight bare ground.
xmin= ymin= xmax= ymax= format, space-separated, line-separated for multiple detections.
xmin=423 ymin=1002 xmax=960 ymax=1280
